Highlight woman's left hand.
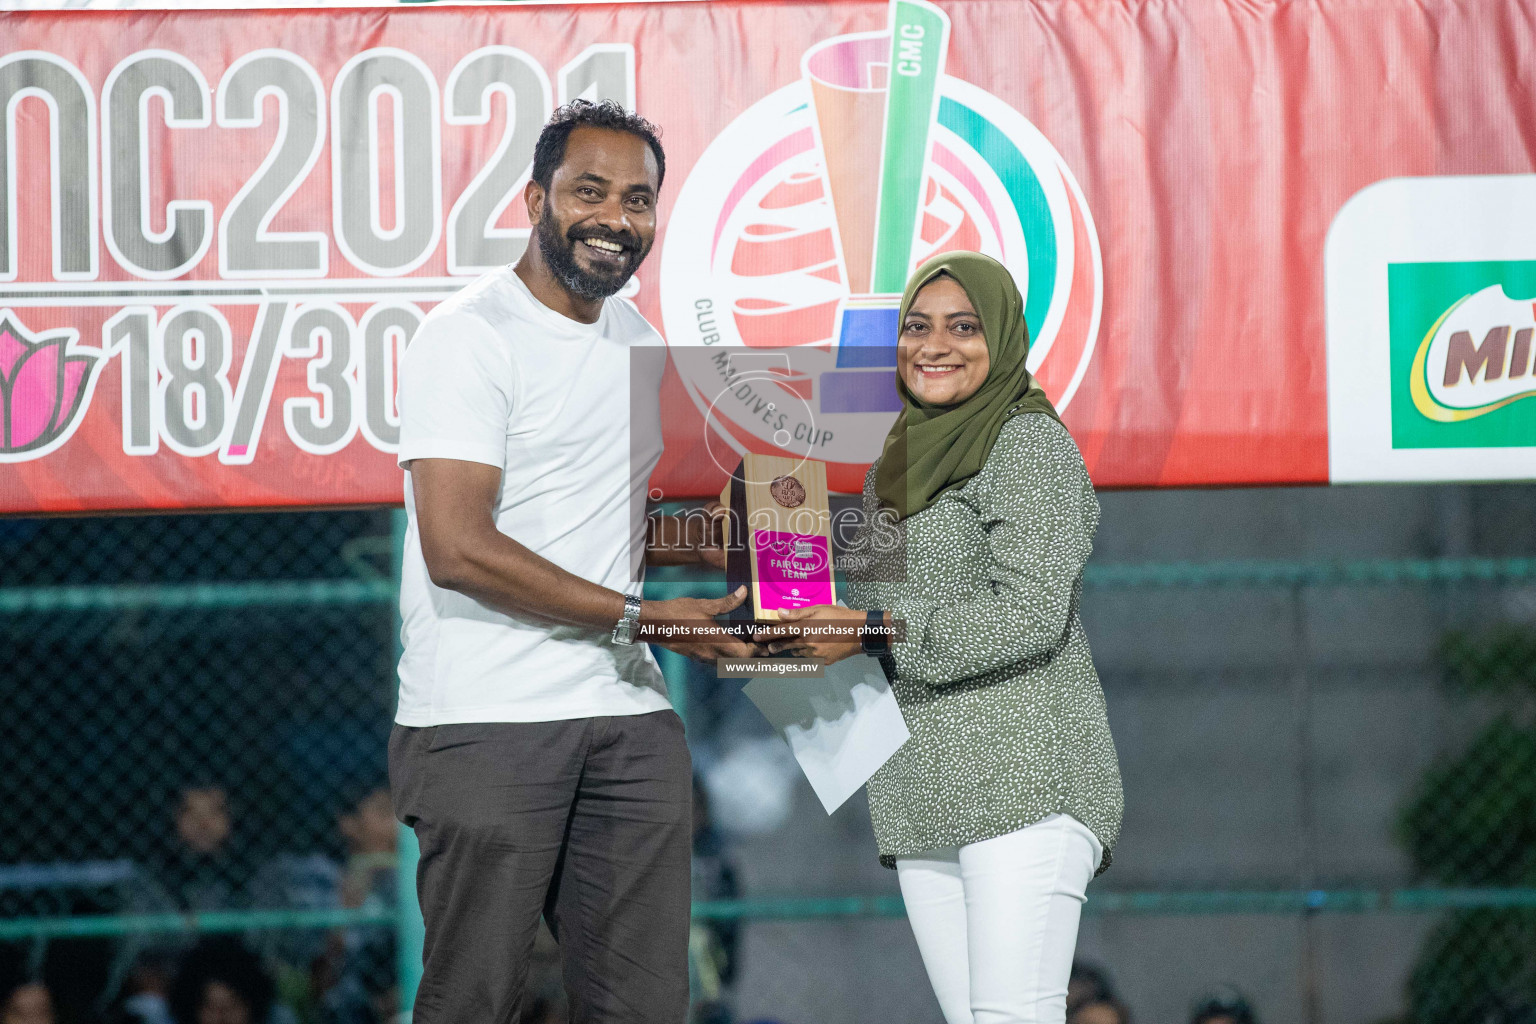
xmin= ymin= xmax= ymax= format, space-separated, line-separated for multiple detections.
xmin=753 ymin=605 xmax=867 ymax=664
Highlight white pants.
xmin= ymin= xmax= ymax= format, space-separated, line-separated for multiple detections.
xmin=895 ymin=814 xmax=1103 ymax=1024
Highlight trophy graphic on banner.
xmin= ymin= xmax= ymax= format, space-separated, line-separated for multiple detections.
xmin=718 ymin=0 xmax=951 ymax=626
xmin=805 ymin=0 xmax=952 ymax=416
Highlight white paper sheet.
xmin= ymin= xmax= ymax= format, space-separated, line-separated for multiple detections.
xmin=742 ymin=657 xmax=910 ymax=814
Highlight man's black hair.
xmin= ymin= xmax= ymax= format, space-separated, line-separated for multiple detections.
xmin=530 ymin=99 xmax=665 ymax=192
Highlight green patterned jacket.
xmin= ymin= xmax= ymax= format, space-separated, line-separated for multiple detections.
xmin=845 ymin=413 xmax=1124 ymax=873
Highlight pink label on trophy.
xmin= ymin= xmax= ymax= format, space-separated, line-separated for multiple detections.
xmin=753 ymin=531 xmax=834 ymax=610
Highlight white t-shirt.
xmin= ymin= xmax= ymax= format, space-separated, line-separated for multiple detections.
xmin=394 ymin=265 xmax=671 ymax=725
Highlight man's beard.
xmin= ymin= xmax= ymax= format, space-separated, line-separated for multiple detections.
xmin=535 ymin=214 xmax=650 ymax=302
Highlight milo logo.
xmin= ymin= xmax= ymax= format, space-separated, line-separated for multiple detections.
xmin=1389 ymin=261 xmax=1536 ymax=448
xmin=1326 ymin=175 xmax=1536 ymax=482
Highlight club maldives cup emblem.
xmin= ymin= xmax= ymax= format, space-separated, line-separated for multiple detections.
xmin=660 ymin=0 xmax=1103 ymax=493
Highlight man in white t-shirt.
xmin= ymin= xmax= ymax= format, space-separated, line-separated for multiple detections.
xmin=389 ymin=100 xmax=755 ymax=1022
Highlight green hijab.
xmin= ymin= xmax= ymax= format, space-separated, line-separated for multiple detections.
xmin=873 ymin=251 xmax=1060 ymax=520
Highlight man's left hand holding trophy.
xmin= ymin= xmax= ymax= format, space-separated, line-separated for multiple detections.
xmin=641 ymin=501 xmax=764 ymax=662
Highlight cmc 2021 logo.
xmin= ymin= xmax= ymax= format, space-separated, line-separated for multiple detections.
xmin=660 ymin=0 xmax=1103 ymax=493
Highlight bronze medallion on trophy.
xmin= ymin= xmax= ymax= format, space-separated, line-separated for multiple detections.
xmin=769 ymin=474 xmax=806 ymax=508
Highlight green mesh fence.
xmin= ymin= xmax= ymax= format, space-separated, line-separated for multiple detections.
xmin=1395 ymin=631 xmax=1536 ymax=1023
xmin=0 ymin=511 xmax=400 ymax=1022
xmin=2 ymin=508 xmax=1535 ymax=1023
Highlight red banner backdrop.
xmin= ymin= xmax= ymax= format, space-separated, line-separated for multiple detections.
xmin=0 ymin=0 xmax=1530 ymax=512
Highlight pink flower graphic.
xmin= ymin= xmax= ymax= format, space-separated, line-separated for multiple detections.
xmin=0 ymin=312 xmax=101 ymax=459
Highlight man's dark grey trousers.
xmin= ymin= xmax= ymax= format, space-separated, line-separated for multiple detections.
xmin=389 ymin=710 xmax=692 ymax=1023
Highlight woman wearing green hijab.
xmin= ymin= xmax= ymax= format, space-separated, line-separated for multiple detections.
xmin=765 ymin=252 xmax=1123 ymax=1024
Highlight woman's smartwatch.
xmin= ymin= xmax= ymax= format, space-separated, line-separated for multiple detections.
xmin=861 ymin=609 xmax=890 ymax=656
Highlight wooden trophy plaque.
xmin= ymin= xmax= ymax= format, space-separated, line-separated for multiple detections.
xmin=720 ymin=453 xmax=835 ymax=626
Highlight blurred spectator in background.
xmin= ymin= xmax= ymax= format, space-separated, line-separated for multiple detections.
xmin=1 ymin=980 xmax=57 ymax=1024
xmin=1069 ymin=997 xmax=1130 ymax=1024
xmin=154 ymin=784 xmax=248 ymax=914
xmin=689 ymin=774 xmax=741 ymax=1024
xmin=245 ymin=782 xmax=397 ymax=1022
xmin=334 ymin=789 xmax=396 ymax=911
xmin=246 ymin=782 xmax=395 ymax=1023
xmin=1066 ymin=961 xmax=1129 ymax=1024
xmin=109 ymin=948 xmax=175 ymax=1024
xmin=1067 ymin=961 xmax=1115 ymax=1015
xmin=0 ymin=945 xmax=109 ymax=1024
xmin=1 ymin=867 xmax=115 ymax=1015
xmin=1189 ymin=987 xmax=1257 ymax=1024
xmin=118 ymin=783 xmax=253 ymax=1022
xmin=315 ymin=936 xmax=394 ymax=1024
xmin=167 ymin=939 xmax=277 ymax=1024
xmin=316 ymin=785 xmax=397 ymax=1024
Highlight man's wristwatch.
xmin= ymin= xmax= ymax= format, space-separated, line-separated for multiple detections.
xmin=612 ymin=594 xmax=643 ymax=645
xmin=861 ymin=609 xmax=889 ymax=656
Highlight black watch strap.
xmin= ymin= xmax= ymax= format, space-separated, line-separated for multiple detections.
xmin=861 ymin=609 xmax=889 ymax=656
